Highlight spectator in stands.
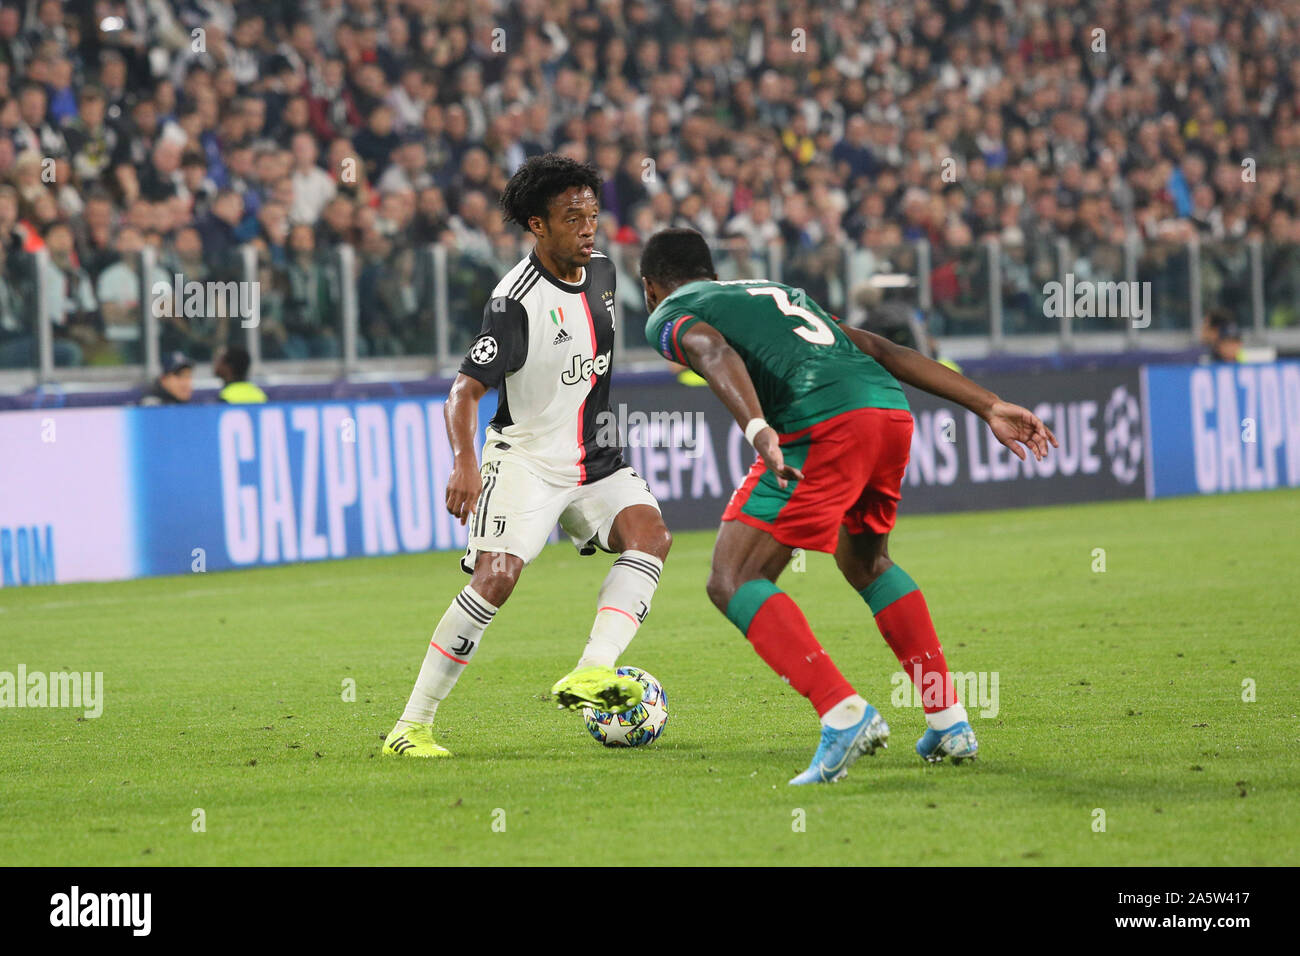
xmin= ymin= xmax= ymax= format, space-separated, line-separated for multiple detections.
xmin=41 ymin=221 xmax=93 ymax=367
xmin=0 ymin=238 xmax=34 ymax=367
xmin=179 ymin=149 xmax=216 ymax=212
xmin=194 ymin=189 xmax=244 ymax=276
xmin=316 ymin=194 xmax=355 ymax=247
xmin=12 ymin=81 xmax=65 ymax=158
xmin=63 ymin=85 xmax=116 ymax=184
xmin=139 ymin=350 xmax=194 ymax=405
xmin=0 ymin=5 xmax=29 ymax=77
xmin=410 ymin=186 xmax=449 ymax=243
xmin=289 ymin=130 xmax=336 ymax=226
xmin=376 ymin=135 xmax=434 ymax=195
xmin=214 ymin=345 xmax=267 ymax=403
xmin=1202 ymin=308 xmax=1245 ymax=363
xmin=0 ymin=0 xmax=1297 ymax=377
xmin=248 ymin=194 xmax=285 ymax=263
xmin=139 ymin=135 xmax=185 ymax=202
xmin=726 ymin=196 xmax=780 ymax=249
xmin=95 ymin=225 xmax=168 ymax=363
xmin=353 ymin=103 xmax=400 ymax=181
xmin=75 ymin=192 xmax=117 ymax=278
xmin=281 ymin=223 xmax=337 ymax=358
xmin=447 ymin=190 xmax=493 ymax=261
xmin=12 ymin=149 xmax=48 ymax=210
xmin=111 ymin=96 xmax=160 ymax=174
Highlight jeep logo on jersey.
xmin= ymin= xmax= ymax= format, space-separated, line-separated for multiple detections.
xmin=561 ymin=351 xmax=611 ymax=385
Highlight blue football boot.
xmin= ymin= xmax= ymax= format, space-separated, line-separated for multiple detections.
xmin=916 ymin=721 xmax=978 ymax=763
xmin=789 ymin=706 xmax=890 ymax=785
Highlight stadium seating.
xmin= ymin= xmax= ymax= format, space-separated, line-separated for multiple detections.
xmin=0 ymin=0 xmax=1297 ymax=397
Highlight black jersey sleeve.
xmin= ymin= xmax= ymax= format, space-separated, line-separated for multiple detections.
xmin=459 ymin=296 xmax=529 ymax=388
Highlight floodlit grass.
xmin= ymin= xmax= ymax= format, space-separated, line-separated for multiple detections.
xmin=1 ymin=491 xmax=1296 ymax=865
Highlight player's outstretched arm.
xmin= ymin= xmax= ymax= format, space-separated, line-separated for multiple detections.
xmin=679 ymin=322 xmax=803 ymax=488
xmin=841 ymin=326 xmax=1059 ymax=462
xmin=444 ymin=373 xmax=488 ymax=524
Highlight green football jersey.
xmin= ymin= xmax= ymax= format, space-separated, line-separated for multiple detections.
xmin=646 ymin=279 xmax=908 ymax=432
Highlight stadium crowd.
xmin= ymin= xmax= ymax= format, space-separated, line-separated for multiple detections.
xmin=0 ymin=0 xmax=1298 ymax=368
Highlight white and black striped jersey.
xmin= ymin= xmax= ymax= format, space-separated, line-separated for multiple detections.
xmin=459 ymin=249 xmax=623 ymax=486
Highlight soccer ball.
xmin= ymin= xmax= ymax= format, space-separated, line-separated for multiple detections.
xmin=583 ymin=666 xmax=669 ymax=747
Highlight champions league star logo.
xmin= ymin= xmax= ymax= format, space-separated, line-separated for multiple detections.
xmin=470 ymin=335 xmax=499 ymax=365
xmin=1103 ymin=385 xmax=1143 ymax=485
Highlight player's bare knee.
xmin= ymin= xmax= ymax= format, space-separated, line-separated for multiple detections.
xmin=473 ymin=571 xmax=517 ymax=607
xmin=613 ymin=507 xmax=672 ymax=561
xmin=868 ymin=552 xmax=894 ymax=582
xmin=471 ymin=552 xmax=522 ymax=606
xmin=839 ymin=553 xmax=892 ymax=592
xmin=705 ymin=572 xmax=734 ymax=613
xmin=638 ymin=524 xmax=672 ymax=561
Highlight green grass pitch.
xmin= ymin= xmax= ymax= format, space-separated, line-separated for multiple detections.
xmin=1 ymin=490 xmax=1296 ymax=866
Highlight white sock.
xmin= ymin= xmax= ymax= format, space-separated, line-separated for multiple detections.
xmin=397 ymin=585 xmax=497 ymax=726
xmin=926 ymin=702 xmax=968 ymax=731
xmin=576 ymin=550 xmax=663 ymax=668
xmin=822 ymin=694 xmax=870 ymax=730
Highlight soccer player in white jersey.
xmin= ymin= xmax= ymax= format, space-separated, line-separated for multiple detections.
xmin=384 ymin=154 xmax=673 ymax=758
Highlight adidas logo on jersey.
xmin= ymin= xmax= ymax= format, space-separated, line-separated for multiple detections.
xmin=553 ymin=328 xmax=572 ymax=345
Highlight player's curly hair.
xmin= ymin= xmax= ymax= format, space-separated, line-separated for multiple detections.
xmin=499 ymin=154 xmax=602 ymax=232
xmin=639 ymin=228 xmax=717 ymax=286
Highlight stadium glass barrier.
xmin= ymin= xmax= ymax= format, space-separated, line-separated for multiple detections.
xmin=1062 ymin=237 xmax=1129 ymax=336
xmin=1263 ymin=240 xmax=1300 ymax=330
xmin=1136 ymin=238 xmax=1195 ymax=333
xmin=1199 ymin=239 xmax=1254 ymax=331
xmin=441 ymin=237 xmax=526 ymax=365
xmin=7 ymin=235 xmax=1300 ymax=391
xmin=153 ymin=245 xmax=245 ymax=364
xmin=150 ymin=241 xmax=351 ymax=379
xmin=926 ymin=240 xmax=992 ymax=339
xmin=999 ymin=238 xmax=1064 ymax=338
xmin=845 ymin=241 xmax=918 ymax=294
xmin=257 ymin=240 xmax=348 ymax=365
xmin=0 ymin=246 xmax=42 ymax=372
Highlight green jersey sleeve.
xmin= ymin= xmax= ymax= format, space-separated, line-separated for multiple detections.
xmin=646 ymin=304 xmax=702 ymax=366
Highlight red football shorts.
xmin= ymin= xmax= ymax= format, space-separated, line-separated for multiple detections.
xmin=722 ymin=407 xmax=914 ymax=553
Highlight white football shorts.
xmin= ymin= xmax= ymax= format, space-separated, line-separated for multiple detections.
xmin=459 ymin=453 xmax=661 ymax=573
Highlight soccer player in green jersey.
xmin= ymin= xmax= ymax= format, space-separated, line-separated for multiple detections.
xmin=641 ymin=228 xmax=1057 ymax=784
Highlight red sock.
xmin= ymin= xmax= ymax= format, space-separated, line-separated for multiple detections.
xmin=874 ymin=592 xmax=954 ymax=713
xmin=863 ymin=567 xmax=955 ymax=714
xmin=729 ymin=582 xmax=854 ymax=717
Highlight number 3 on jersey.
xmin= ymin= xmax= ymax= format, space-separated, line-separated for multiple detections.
xmin=746 ymin=286 xmax=836 ymax=345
